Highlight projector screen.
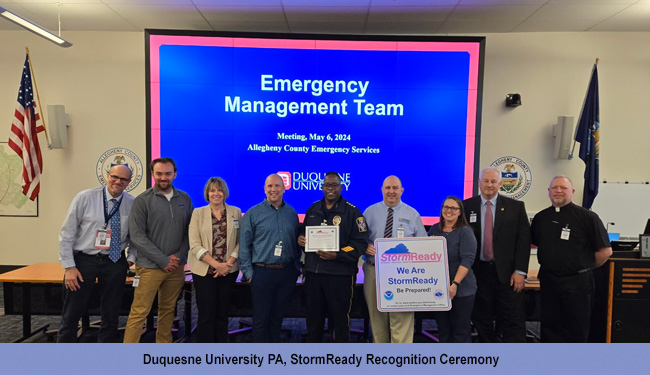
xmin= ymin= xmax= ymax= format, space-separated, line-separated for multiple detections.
xmin=146 ymin=31 xmax=484 ymax=224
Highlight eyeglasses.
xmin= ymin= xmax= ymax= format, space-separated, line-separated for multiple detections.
xmin=322 ymin=183 xmax=341 ymax=189
xmin=442 ymin=205 xmax=460 ymax=212
xmin=109 ymin=174 xmax=131 ymax=184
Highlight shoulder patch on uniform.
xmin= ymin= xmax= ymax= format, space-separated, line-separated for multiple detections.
xmin=356 ymin=217 xmax=367 ymax=232
xmin=342 ymin=246 xmax=354 ymax=252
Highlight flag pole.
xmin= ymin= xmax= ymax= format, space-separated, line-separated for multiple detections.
xmin=568 ymin=58 xmax=599 ymax=160
xmin=25 ymin=46 xmax=51 ymax=148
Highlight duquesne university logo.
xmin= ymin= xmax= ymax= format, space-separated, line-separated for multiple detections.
xmin=276 ymin=171 xmax=351 ymax=191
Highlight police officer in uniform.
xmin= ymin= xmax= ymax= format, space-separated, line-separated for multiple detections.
xmin=298 ymin=171 xmax=368 ymax=343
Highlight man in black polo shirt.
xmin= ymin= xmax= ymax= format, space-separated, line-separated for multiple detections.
xmin=531 ymin=176 xmax=612 ymax=342
xmin=298 ymin=171 xmax=368 ymax=343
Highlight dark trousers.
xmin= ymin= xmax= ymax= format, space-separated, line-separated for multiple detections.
xmin=304 ymin=272 xmax=354 ymax=343
xmin=58 ymin=252 xmax=128 ymax=343
xmin=435 ymin=294 xmax=475 ymax=343
xmin=472 ymin=261 xmax=526 ymax=343
xmin=539 ymin=270 xmax=594 ymax=343
xmin=192 ymin=271 xmax=238 ymax=343
xmin=250 ymin=265 xmax=298 ymax=343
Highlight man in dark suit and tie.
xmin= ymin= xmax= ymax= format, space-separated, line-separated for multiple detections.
xmin=463 ymin=166 xmax=531 ymax=342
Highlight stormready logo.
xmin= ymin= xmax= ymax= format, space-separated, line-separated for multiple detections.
xmin=276 ymin=171 xmax=351 ymax=191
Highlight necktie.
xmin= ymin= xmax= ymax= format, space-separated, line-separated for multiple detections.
xmin=109 ymin=199 xmax=121 ymax=262
xmin=384 ymin=207 xmax=393 ymax=238
xmin=484 ymin=201 xmax=494 ymax=261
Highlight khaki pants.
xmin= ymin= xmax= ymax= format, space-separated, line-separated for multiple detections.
xmin=363 ymin=261 xmax=414 ymax=343
xmin=123 ymin=266 xmax=185 ymax=343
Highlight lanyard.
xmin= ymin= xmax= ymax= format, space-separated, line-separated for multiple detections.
xmin=103 ymin=188 xmax=123 ymax=230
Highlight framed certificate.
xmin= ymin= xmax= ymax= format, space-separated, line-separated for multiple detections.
xmin=305 ymin=226 xmax=339 ymax=252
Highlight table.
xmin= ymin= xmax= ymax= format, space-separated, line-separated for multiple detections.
xmin=0 ymin=262 xmax=193 ymax=343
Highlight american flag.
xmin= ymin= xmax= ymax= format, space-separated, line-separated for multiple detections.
xmin=8 ymin=54 xmax=44 ymax=201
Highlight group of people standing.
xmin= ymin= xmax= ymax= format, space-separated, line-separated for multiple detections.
xmin=57 ymin=158 xmax=612 ymax=344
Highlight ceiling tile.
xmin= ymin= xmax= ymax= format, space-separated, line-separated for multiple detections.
xmin=438 ymin=19 xmax=521 ymax=32
xmin=102 ymin=0 xmax=194 ymax=4
xmin=365 ymin=21 xmax=443 ymax=34
xmin=207 ymin=20 xmax=290 ymax=32
xmin=459 ymin=0 xmax=544 ymax=4
xmin=193 ymin=0 xmax=283 ymax=4
xmin=546 ymin=0 xmax=635 ymax=4
xmin=10 ymin=0 xmax=101 ymax=3
xmin=447 ymin=5 xmax=542 ymax=21
xmin=513 ymin=18 xmax=600 ymax=32
xmin=368 ymin=6 xmax=453 ymax=22
xmin=107 ymin=4 xmax=204 ymax=20
xmin=527 ymin=4 xmax=629 ymax=21
xmin=131 ymin=18 xmax=213 ymax=30
xmin=288 ymin=21 xmax=366 ymax=34
xmin=17 ymin=3 xmax=122 ymax=19
xmin=285 ymin=6 xmax=368 ymax=22
xmin=372 ymin=0 xmax=458 ymax=5
xmin=59 ymin=18 xmax=139 ymax=31
xmin=282 ymin=0 xmax=370 ymax=6
xmin=197 ymin=5 xmax=285 ymax=22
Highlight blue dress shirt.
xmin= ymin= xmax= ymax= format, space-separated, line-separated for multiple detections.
xmin=239 ymin=199 xmax=300 ymax=280
xmin=363 ymin=201 xmax=427 ymax=263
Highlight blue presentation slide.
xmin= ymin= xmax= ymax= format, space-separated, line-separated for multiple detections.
xmin=154 ymin=39 xmax=477 ymax=219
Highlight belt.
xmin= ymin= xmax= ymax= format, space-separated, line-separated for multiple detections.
xmin=479 ymin=260 xmax=496 ymax=266
xmin=254 ymin=263 xmax=286 ymax=269
xmin=75 ymin=251 xmax=111 ymax=258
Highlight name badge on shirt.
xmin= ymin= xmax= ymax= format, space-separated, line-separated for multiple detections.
xmin=274 ymin=241 xmax=283 ymax=257
xmin=95 ymin=229 xmax=112 ymax=250
xmin=233 ymin=218 xmax=240 ymax=229
xmin=470 ymin=213 xmax=477 ymax=223
xmin=561 ymin=227 xmax=571 ymax=240
xmin=397 ymin=226 xmax=405 ymax=238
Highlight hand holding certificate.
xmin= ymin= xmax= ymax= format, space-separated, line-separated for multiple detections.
xmin=305 ymin=226 xmax=340 ymax=252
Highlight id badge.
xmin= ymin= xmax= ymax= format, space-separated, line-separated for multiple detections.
xmin=233 ymin=218 xmax=240 ymax=229
xmin=274 ymin=242 xmax=283 ymax=257
xmin=470 ymin=213 xmax=477 ymax=223
xmin=132 ymin=275 xmax=140 ymax=288
xmin=397 ymin=226 xmax=405 ymax=238
xmin=561 ymin=228 xmax=571 ymax=240
xmin=95 ymin=229 xmax=112 ymax=250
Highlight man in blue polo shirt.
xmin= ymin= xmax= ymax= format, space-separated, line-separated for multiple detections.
xmin=239 ymin=174 xmax=301 ymax=343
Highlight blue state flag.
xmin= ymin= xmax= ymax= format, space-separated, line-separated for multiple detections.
xmin=575 ymin=63 xmax=600 ymax=209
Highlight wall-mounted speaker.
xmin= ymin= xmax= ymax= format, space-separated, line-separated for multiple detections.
xmin=552 ymin=115 xmax=573 ymax=159
xmin=47 ymin=105 xmax=70 ymax=149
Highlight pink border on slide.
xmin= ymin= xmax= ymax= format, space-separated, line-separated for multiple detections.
xmin=149 ymin=36 xmax=480 ymax=225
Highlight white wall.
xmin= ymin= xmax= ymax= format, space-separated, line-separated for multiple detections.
xmin=0 ymin=31 xmax=146 ymax=266
xmin=1 ymin=30 xmax=649 ymax=266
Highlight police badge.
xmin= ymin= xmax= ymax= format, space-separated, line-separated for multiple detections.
xmin=356 ymin=217 xmax=367 ymax=232
xmin=333 ymin=216 xmax=342 ymax=226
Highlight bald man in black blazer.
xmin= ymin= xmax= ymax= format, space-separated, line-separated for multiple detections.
xmin=463 ymin=166 xmax=531 ymax=343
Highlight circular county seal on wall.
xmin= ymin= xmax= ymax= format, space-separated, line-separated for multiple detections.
xmin=96 ymin=148 xmax=143 ymax=192
xmin=490 ymin=156 xmax=532 ymax=200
